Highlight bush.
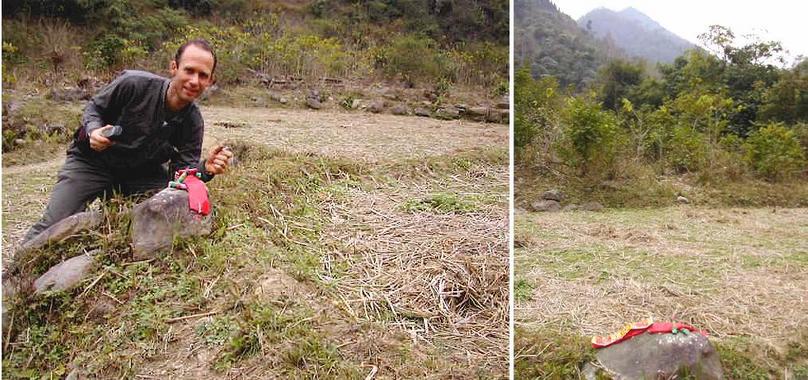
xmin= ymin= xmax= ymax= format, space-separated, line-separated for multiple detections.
xmin=560 ymin=95 xmax=621 ymax=176
xmin=666 ymin=126 xmax=709 ymax=173
xmin=376 ymin=34 xmax=452 ymax=87
xmin=744 ymin=123 xmax=806 ymax=181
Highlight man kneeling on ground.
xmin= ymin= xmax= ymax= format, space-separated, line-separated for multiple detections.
xmin=23 ymin=38 xmax=233 ymax=242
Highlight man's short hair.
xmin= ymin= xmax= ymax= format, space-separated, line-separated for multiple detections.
xmin=174 ymin=39 xmax=217 ymax=74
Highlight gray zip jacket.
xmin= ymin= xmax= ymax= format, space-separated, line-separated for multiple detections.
xmin=78 ymin=70 xmax=210 ymax=178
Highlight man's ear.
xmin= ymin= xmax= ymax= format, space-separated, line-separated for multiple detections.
xmin=210 ymin=74 xmax=217 ymax=86
xmin=169 ymin=60 xmax=178 ymax=76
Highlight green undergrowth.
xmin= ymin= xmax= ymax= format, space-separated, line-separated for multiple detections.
xmin=517 ymin=167 xmax=808 ymax=209
xmin=401 ymin=192 xmax=479 ymax=214
xmin=2 ymin=96 xmax=81 ymax=157
xmin=3 ymin=141 xmax=507 ymax=378
xmin=714 ymin=330 xmax=808 ymax=380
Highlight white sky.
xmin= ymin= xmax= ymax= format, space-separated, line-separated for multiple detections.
xmin=554 ymin=0 xmax=808 ymax=64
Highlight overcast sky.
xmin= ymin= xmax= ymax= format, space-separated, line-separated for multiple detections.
xmin=553 ymin=0 xmax=807 ymax=64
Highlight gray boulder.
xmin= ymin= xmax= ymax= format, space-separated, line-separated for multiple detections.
xmin=434 ymin=106 xmax=461 ymax=120
xmin=34 ymin=252 xmax=97 ymax=294
xmin=563 ymin=204 xmax=579 ymax=211
xmin=131 ymin=188 xmax=212 ymax=260
xmin=391 ymin=104 xmax=410 ymax=115
xmin=414 ymin=108 xmax=431 ymax=117
xmin=542 ymin=189 xmax=564 ymax=202
xmin=18 ymin=211 xmax=104 ymax=255
xmin=486 ymin=109 xmax=509 ymax=123
xmin=305 ymin=97 xmax=323 ymax=110
xmin=596 ymin=332 xmax=723 ymax=380
xmin=269 ymin=92 xmax=288 ymax=104
xmin=580 ymin=201 xmax=604 ymax=212
xmin=367 ymin=100 xmax=385 ymax=113
xmin=530 ymin=199 xmax=561 ymax=212
xmin=466 ymin=107 xmax=489 ymax=121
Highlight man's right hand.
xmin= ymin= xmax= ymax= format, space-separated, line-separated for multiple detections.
xmin=89 ymin=125 xmax=115 ymax=151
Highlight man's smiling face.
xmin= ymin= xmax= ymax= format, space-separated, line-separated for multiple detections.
xmin=169 ymin=44 xmax=215 ymax=105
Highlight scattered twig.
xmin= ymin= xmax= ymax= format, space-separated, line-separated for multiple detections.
xmin=166 ymin=310 xmax=220 ymax=324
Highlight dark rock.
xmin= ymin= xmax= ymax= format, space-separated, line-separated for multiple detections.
xmin=34 ymin=252 xmax=97 ymax=294
xmin=131 ymin=188 xmax=212 ymax=260
xmin=466 ymin=107 xmax=489 ymax=121
xmin=367 ymin=100 xmax=385 ymax=114
xmin=530 ymin=199 xmax=561 ymax=212
xmin=306 ymin=97 xmax=323 ymax=110
xmin=496 ymin=98 xmax=509 ymax=109
xmin=308 ymin=89 xmax=322 ymax=102
xmin=596 ymin=332 xmax=723 ymax=380
xmin=580 ymin=202 xmax=604 ymax=212
xmin=414 ymin=108 xmax=431 ymax=117
xmin=542 ymin=189 xmax=564 ymax=202
xmin=391 ymin=104 xmax=409 ymax=115
xmin=486 ymin=109 xmax=509 ymax=123
xmin=18 ymin=211 xmax=104 ymax=255
xmin=434 ymin=106 xmax=461 ymax=120
xmin=677 ymin=196 xmax=690 ymax=204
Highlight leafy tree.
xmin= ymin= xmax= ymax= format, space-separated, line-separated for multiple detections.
xmin=561 ymin=95 xmax=620 ymax=176
xmin=759 ymin=59 xmax=808 ymax=124
xmin=595 ymin=59 xmax=643 ymax=111
xmin=515 ymin=66 xmax=562 ymax=150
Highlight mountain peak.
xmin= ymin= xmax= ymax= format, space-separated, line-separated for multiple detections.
xmin=577 ymin=7 xmax=694 ymax=63
xmin=616 ymin=7 xmax=662 ymax=30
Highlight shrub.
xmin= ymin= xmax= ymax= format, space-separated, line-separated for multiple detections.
xmin=744 ymin=123 xmax=806 ymax=181
xmin=560 ymin=95 xmax=621 ymax=176
xmin=376 ymin=34 xmax=451 ymax=87
xmin=666 ymin=126 xmax=709 ymax=173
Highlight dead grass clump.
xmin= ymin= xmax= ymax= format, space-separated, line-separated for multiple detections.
xmin=322 ymin=180 xmax=509 ymax=371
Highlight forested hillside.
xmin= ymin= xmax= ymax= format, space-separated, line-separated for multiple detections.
xmin=517 ymin=18 xmax=808 ymax=207
xmin=2 ymin=0 xmax=507 ymax=86
xmin=578 ymin=7 xmax=695 ymax=64
xmin=514 ymin=0 xmax=622 ymax=89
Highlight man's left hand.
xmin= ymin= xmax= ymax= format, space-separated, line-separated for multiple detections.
xmin=205 ymin=145 xmax=233 ymax=175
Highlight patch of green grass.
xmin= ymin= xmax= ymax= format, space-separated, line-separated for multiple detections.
xmin=401 ymin=192 xmax=478 ymax=214
xmin=393 ymin=147 xmax=508 ymax=178
xmin=514 ymin=326 xmax=597 ymax=379
xmin=514 ymin=278 xmax=534 ymax=302
xmin=517 ymin=164 xmax=808 ymax=208
xmin=711 ymin=329 xmax=808 ymax=379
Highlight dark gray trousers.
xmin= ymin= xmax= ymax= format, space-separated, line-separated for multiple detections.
xmin=23 ymin=144 xmax=169 ymax=242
